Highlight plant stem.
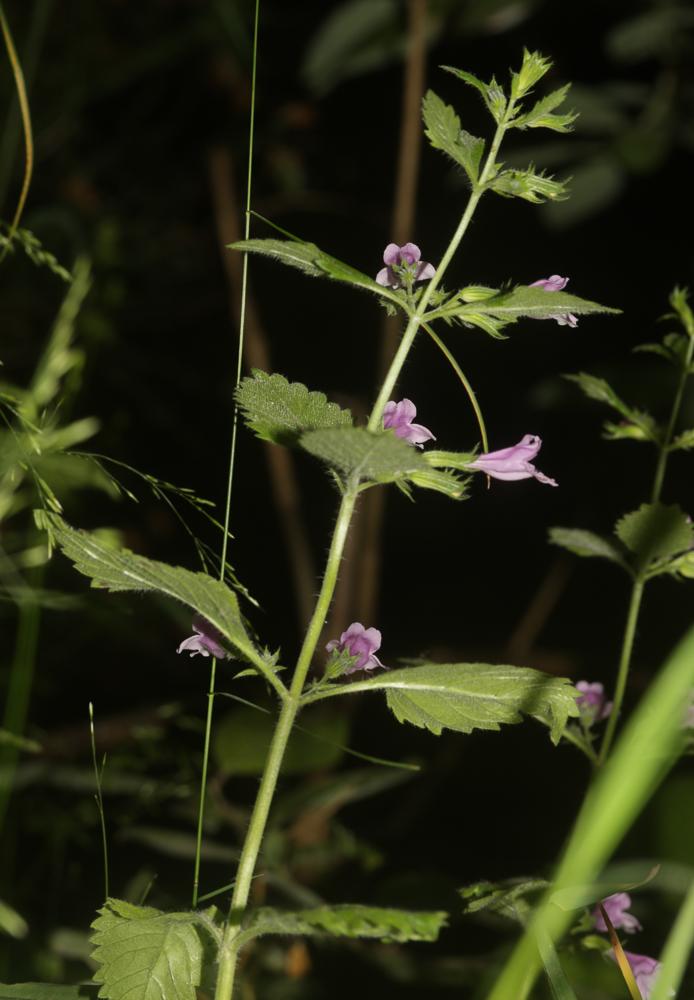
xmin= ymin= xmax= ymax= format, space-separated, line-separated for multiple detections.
xmin=0 ymin=1 xmax=34 ymax=261
xmin=214 ymin=489 xmax=356 ymax=1000
xmin=368 ymin=109 xmax=511 ymax=429
xmin=651 ymin=335 xmax=694 ymax=503
xmin=599 ymin=331 xmax=694 ymax=766
xmin=214 ymin=103 xmax=514 ymax=1000
xmin=597 ymin=578 xmax=645 ymax=766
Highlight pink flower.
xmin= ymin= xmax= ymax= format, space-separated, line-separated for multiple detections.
xmin=593 ymin=893 xmax=642 ymax=934
xmin=383 ymin=399 xmax=436 ymax=448
xmin=376 ymin=243 xmax=435 ymax=290
xmin=576 ymin=681 xmax=613 ymax=725
xmin=326 ymin=622 xmax=384 ymax=673
xmin=177 ymin=614 xmax=227 ymax=659
xmin=529 ymin=274 xmax=578 ymax=328
xmin=612 ymin=952 xmax=668 ymax=999
xmin=466 ymin=434 xmax=558 ymax=486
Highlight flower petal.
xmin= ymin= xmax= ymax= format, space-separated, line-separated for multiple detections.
xmin=415 ymin=261 xmax=436 ymax=282
xmin=398 ymin=242 xmax=421 ymax=264
xmin=383 ymin=243 xmax=401 ymax=265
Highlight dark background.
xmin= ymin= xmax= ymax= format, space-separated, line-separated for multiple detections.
xmin=1 ymin=0 xmax=694 ymax=994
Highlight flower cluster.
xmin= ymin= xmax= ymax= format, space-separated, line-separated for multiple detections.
xmin=592 ymin=894 xmax=669 ymax=999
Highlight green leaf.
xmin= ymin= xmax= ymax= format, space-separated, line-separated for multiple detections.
xmin=510 ymin=49 xmax=553 ymax=100
xmin=460 ymin=878 xmax=548 ymax=922
xmin=91 ymin=899 xmax=203 ymax=1000
xmin=313 ymin=663 xmax=579 ymax=744
xmin=301 ymin=0 xmax=402 ymax=96
xmin=0 ymin=988 xmax=96 ymax=1000
xmin=669 ymin=286 xmax=694 ymax=339
xmin=0 ymin=225 xmax=72 ymax=283
xmin=46 ymin=515 xmax=259 ymax=665
xmin=406 ymin=467 xmax=469 ymax=500
xmin=470 ymin=287 xmax=619 ymax=322
xmin=549 ymin=527 xmax=630 ymax=571
xmin=488 ymin=168 xmax=569 ymax=204
xmin=615 ymin=503 xmax=694 ymax=572
xmin=229 ymin=238 xmax=399 ymax=303
xmin=300 ymin=427 xmax=428 ymax=483
xmin=511 ymin=84 xmax=577 ymax=132
xmin=424 ymin=449 xmax=478 ymax=471
xmin=565 ymin=373 xmax=659 ymax=442
xmin=0 ymin=899 xmax=28 ymax=939
xmin=442 ymin=66 xmax=507 ymax=122
xmin=422 ymin=90 xmax=485 ymax=184
xmin=669 ymin=428 xmax=694 ymax=452
xmin=236 ymin=371 xmax=352 ymax=445
xmin=238 ymin=904 xmax=447 ymax=948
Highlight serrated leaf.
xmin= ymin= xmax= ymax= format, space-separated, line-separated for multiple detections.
xmin=46 ymin=515 xmax=258 ymax=664
xmin=488 ymin=168 xmax=569 ymax=204
xmin=321 ymin=663 xmax=578 ymax=744
xmin=511 ymin=84 xmax=577 ymax=132
xmin=300 ymin=427 xmax=427 ymax=483
xmin=549 ymin=527 xmax=630 ymax=571
xmin=442 ymin=66 xmax=507 ymax=122
xmin=229 ymin=238 xmax=399 ymax=303
xmin=615 ymin=503 xmax=694 ymax=571
xmin=603 ymin=414 xmax=660 ymax=443
xmin=669 ymin=429 xmax=694 ymax=452
xmin=510 ymin=49 xmax=552 ymax=100
xmin=236 ymin=371 xmax=352 ymax=445
xmin=238 ymin=904 xmax=447 ymax=947
xmin=91 ymin=899 xmax=203 ymax=1000
xmin=670 ymin=286 xmax=694 ymax=338
xmin=465 ymin=287 xmax=619 ymax=324
xmin=422 ymin=90 xmax=485 ymax=183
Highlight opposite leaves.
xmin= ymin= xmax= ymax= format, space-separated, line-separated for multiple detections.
xmin=236 ymin=371 xmax=352 ymax=445
xmin=45 ymin=515 xmax=259 ymax=665
xmin=615 ymin=503 xmax=694 ymax=574
xmin=91 ymin=900 xmax=204 ymax=1000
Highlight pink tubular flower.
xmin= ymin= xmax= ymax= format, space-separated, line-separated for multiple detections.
xmin=529 ymin=274 xmax=578 ymax=328
xmin=466 ymin=434 xmax=558 ymax=486
xmin=593 ymin=893 xmax=642 ymax=934
xmin=383 ymin=399 xmax=436 ymax=448
xmin=326 ymin=622 xmax=384 ymax=674
xmin=611 ymin=952 xmax=668 ymax=999
xmin=177 ymin=614 xmax=227 ymax=659
xmin=576 ymin=681 xmax=613 ymax=725
xmin=376 ymin=243 xmax=435 ymax=290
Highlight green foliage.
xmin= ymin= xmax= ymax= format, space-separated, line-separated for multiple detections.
xmin=461 ymin=877 xmax=548 ymax=924
xmin=565 ymin=372 xmax=660 ymax=443
xmin=422 ymin=90 xmax=485 ymax=184
xmin=636 ymin=333 xmax=691 ymax=367
xmin=300 ymin=427 xmax=428 ymax=484
xmin=405 ymin=467 xmax=469 ymax=500
xmin=237 ymin=904 xmax=447 ymax=948
xmin=301 ymin=0 xmax=402 ymax=95
xmin=510 ymin=49 xmax=552 ymax=100
xmin=424 ymin=449 xmax=478 ymax=471
xmin=214 ymin=704 xmax=349 ymax=776
xmin=228 ymin=238 xmax=400 ymax=303
xmin=669 ymin=286 xmax=694 ymax=338
xmin=615 ymin=503 xmax=694 ymax=574
xmin=472 ymin=286 xmax=619 ymax=321
xmin=44 ymin=515 xmax=261 ymax=666
xmin=314 ymin=663 xmax=578 ymax=744
xmin=549 ymin=528 xmax=629 ymax=572
xmin=0 ymin=225 xmax=72 ymax=282
xmin=0 ymin=897 xmax=27 ymax=938
xmin=91 ymin=899 xmax=205 ymax=1000
xmin=671 ymin=428 xmax=694 ymax=453
xmin=0 ymin=988 xmax=95 ymax=1000
xmin=236 ymin=371 xmax=352 ymax=446
xmin=511 ymin=84 xmax=577 ymax=132
xmin=442 ymin=66 xmax=507 ymax=123
xmin=487 ymin=168 xmax=569 ymax=204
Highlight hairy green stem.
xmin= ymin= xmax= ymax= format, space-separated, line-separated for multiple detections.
xmin=597 ymin=579 xmax=645 ymax=766
xmin=214 ymin=489 xmax=356 ymax=1000
xmin=213 ymin=102 xmax=514 ymax=1000
xmin=599 ymin=332 xmax=694 ymax=766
